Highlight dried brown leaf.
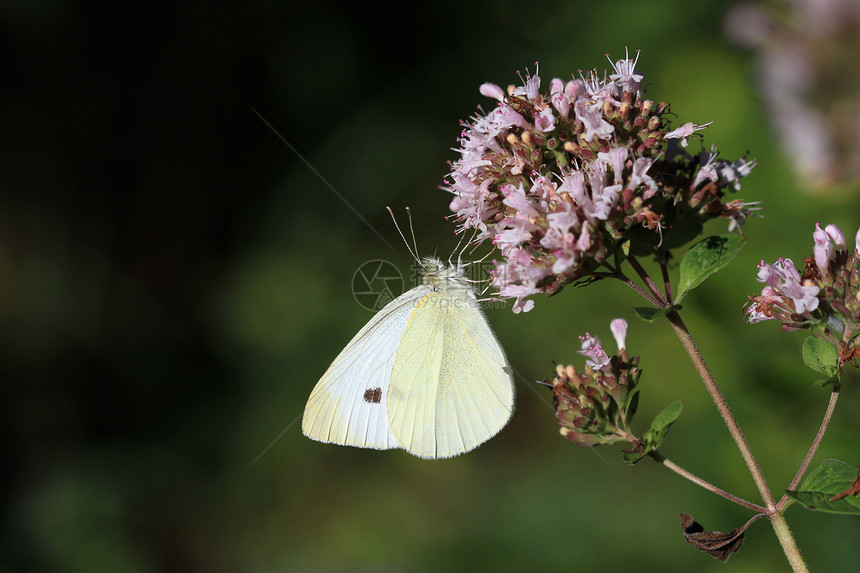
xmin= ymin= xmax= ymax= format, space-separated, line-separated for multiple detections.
xmin=680 ymin=513 xmax=747 ymax=562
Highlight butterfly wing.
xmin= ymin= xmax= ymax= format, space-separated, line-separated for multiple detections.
xmin=302 ymin=286 xmax=431 ymax=450
xmin=387 ymin=287 xmax=514 ymax=459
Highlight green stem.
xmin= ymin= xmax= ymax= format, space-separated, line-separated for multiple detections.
xmin=769 ymin=511 xmax=810 ymax=573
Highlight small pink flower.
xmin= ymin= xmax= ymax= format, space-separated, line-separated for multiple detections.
xmin=512 ymin=66 xmax=541 ymax=99
xmin=496 ymin=105 xmax=531 ymax=130
xmin=665 ymin=121 xmax=713 ymax=147
xmin=578 ymin=333 xmax=610 ymax=369
xmin=756 ymin=258 xmax=819 ymax=314
xmin=629 ymin=157 xmax=658 ymax=197
xmin=549 ymin=78 xmax=570 ymax=117
xmin=610 ymin=318 xmax=628 ymax=350
xmin=813 ymin=223 xmax=835 ymax=275
xmin=597 ymin=148 xmax=628 ymax=185
xmin=716 ymin=157 xmax=756 ymax=191
xmin=534 ymin=107 xmax=557 ymax=132
xmin=824 ymin=224 xmax=846 ymax=250
xmin=745 ymin=286 xmax=781 ymax=323
xmin=479 ymin=82 xmax=506 ymax=101
xmin=574 ymin=98 xmax=614 ymax=142
xmin=500 ymin=182 xmax=541 ymax=217
xmin=608 ymin=48 xmax=643 ymax=94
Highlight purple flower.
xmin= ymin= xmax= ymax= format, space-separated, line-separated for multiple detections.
xmin=608 ymin=48 xmax=644 ymax=94
xmin=535 ymin=107 xmax=557 ymax=132
xmin=549 ymin=78 xmax=570 ymax=117
xmin=745 ymin=286 xmax=781 ymax=323
xmin=512 ymin=66 xmax=541 ymax=100
xmin=665 ymin=121 xmax=713 ymax=148
xmin=597 ymin=148 xmax=629 ymax=185
xmin=813 ymin=223 xmax=836 ymax=275
xmin=747 ymin=223 xmax=860 ymax=367
xmin=574 ymin=98 xmax=614 ymax=142
xmin=578 ymin=333 xmax=610 ymax=369
xmin=610 ymin=318 xmax=628 ymax=350
xmin=813 ymin=222 xmax=849 ymax=277
xmin=756 ymin=258 xmax=819 ymax=313
xmin=446 ymin=50 xmax=758 ymax=312
xmin=479 ymin=82 xmax=506 ymax=101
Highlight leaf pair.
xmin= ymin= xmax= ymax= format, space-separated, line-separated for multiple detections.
xmin=623 ymin=400 xmax=683 ymax=464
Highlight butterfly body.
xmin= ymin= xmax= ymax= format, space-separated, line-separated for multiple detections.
xmin=302 ymin=258 xmax=514 ymax=459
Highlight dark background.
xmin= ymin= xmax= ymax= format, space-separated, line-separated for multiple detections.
xmin=2 ymin=1 xmax=859 ymax=571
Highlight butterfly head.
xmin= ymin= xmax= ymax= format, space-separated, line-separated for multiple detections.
xmin=421 ymin=257 xmax=470 ymax=291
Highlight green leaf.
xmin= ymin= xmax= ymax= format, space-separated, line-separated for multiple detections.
xmin=643 ymin=400 xmax=683 ymax=449
xmin=633 ymin=305 xmax=681 ymax=322
xmin=676 ymin=234 xmax=747 ymax=303
xmin=623 ymin=387 xmax=641 ymax=420
xmin=786 ymin=460 xmax=860 ymax=515
xmin=812 ymin=372 xmax=841 ymax=388
xmin=622 ymin=450 xmax=646 ymax=464
xmin=802 ymin=336 xmax=839 ymax=376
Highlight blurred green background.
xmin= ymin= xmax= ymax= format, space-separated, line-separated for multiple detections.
xmin=1 ymin=0 xmax=859 ymax=571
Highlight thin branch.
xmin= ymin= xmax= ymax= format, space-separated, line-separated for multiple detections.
xmin=619 ymin=275 xmax=662 ymax=307
xmin=657 ymin=249 xmax=674 ymax=304
xmin=664 ymin=310 xmax=777 ymax=511
xmin=777 ymin=388 xmax=841 ymax=510
xmin=627 ymin=254 xmax=668 ymax=305
xmin=652 ymin=452 xmax=767 ymax=512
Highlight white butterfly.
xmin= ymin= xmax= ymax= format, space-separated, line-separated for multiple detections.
xmin=302 ymin=257 xmax=514 ymax=459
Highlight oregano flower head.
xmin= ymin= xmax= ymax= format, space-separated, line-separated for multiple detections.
xmin=550 ymin=318 xmax=641 ymax=447
xmin=443 ymin=50 xmax=757 ymax=312
xmin=746 ymin=222 xmax=860 ymax=370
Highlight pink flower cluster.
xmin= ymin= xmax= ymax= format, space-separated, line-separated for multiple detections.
xmin=445 ymin=51 xmax=757 ymax=312
xmin=746 ymin=223 xmax=860 ymax=354
xmin=551 ymin=318 xmax=641 ymax=447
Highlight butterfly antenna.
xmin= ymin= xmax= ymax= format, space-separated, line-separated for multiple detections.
xmin=449 ymin=223 xmax=470 ymax=268
xmin=386 ymin=206 xmax=420 ymax=265
xmin=405 ymin=206 xmax=421 ymax=261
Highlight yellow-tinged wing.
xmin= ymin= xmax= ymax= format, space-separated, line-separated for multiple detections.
xmin=387 ymin=287 xmax=514 ymax=459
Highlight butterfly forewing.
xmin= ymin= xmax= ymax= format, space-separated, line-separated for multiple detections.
xmin=302 ymin=286 xmax=431 ymax=450
xmin=387 ymin=284 xmax=514 ymax=459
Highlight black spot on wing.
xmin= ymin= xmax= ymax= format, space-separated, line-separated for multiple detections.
xmin=363 ymin=387 xmax=382 ymax=404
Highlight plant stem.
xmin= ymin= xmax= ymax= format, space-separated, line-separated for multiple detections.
xmin=665 ymin=310 xmax=810 ymax=572
xmin=651 ymin=452 xmax=766 ymax=512
xmin=770 ymin=511 xmax=810 ymax=573
xmin=778 ymin=388 xmax=841 ymax=510
xmin=656 ymin=250 xmax=674 ymax=303
xmin=627 ymin=254 xmax=668 ymax=305
xmin=618 ymin=275 xmax=662 ymax=307
xmin=665 ymin=310 xmax=775 ymax=507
